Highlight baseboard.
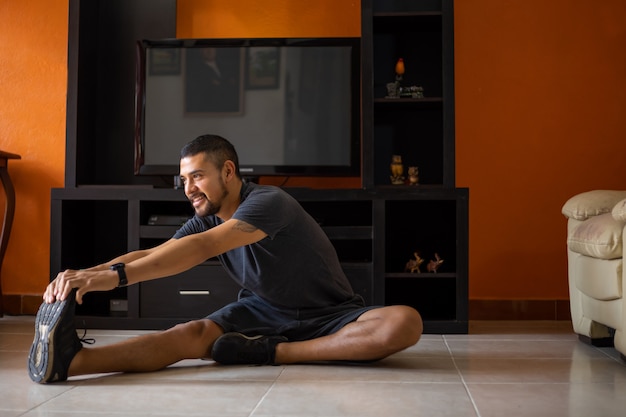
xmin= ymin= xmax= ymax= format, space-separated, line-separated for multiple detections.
xmin=469 ymin=299 xmax=571 ymax=320
xmin=1 ymin=294 xmax=42 ymax=315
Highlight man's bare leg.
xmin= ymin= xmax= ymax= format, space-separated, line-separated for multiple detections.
xmin=68 ymin=319 xmax=223 ymax=376
xmin=69 ymin=306 xmax=420 ymax=376
xmin=275 ymin=305 xmax=422 ymax=363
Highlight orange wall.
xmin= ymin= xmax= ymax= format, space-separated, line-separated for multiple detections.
xmin=0 ymin=0 xmax=67 ymax=295
xmin=2 ymin=0 xmax=626 ymax=304
xmin=455 ymin=0 xmax=626 ymax=299
xmin=177 ymin=0 xmax=361 ymax=38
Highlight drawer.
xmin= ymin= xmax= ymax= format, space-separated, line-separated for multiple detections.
xmin=140 ymin=265 xmax=241 ymax=318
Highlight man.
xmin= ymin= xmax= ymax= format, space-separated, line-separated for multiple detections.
xmin=28 ymin=134 xmax=423 ymax=384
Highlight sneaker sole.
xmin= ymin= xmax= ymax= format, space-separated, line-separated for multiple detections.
xmin=27 ymin=298 xmax=71 ymax=383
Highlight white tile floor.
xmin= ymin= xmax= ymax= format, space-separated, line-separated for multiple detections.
xmin=1 ymin=316 xmax=625 ymax=417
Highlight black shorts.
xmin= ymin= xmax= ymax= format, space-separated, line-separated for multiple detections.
xmin=206 ymin=289 xmax=380 ymax=341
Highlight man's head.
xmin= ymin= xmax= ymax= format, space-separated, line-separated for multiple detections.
xmin=179 ymin=135 xmax=242 ymax=218
xmin=180 ymin=134 xmax=241 ymax=179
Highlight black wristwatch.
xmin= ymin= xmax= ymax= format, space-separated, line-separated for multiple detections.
xmin=110 ymin=263 xmax=128 ymax=287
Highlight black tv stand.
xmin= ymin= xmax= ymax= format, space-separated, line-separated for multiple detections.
xmin=51 ymin=185 xmax=468 ymax=333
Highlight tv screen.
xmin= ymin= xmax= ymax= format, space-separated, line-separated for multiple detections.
xmin=134 ymin=38 xmax=361 ymax=179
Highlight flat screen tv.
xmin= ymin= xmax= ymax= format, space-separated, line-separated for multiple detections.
xmin=134 ymin=38 xmax=361 ymax=180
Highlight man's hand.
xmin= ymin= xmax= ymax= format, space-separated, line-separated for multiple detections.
xmin=44 ymin=269 xmax=119 ymax=304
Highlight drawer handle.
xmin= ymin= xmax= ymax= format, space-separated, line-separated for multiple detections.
xmin=179 ymin=290 xmax=210 ymax=296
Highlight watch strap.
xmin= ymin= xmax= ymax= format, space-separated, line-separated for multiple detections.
xmin=110 ymin=263 xmax=128 ymax=287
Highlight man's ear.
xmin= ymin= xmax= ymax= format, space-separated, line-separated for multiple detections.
xmin=223 ymin=160 xmax=236 ymax=181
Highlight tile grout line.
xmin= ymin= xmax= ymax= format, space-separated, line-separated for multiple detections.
xmin=594 ymin=345 xmax=626 ymax=365
xmin=247 ymin=366 xmax=286 ymax=417
xmin=443 ymin=335 xmax=483 ymax=417
xmin=17 ymin=385 xmax=80 ymax=417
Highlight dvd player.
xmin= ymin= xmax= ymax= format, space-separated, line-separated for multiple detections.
xmin=148 ymin=215 xmax=190 ymax=226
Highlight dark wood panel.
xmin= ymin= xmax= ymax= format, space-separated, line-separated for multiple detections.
xmin=66 ymin=0 xmax=177 ymax=187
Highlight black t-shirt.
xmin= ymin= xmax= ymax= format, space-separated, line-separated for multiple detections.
xmin=173 ymin=182 xmax=354 ymax=308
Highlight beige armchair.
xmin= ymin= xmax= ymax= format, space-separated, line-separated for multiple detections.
xmin=562 ymin=190 xmax=626 ymax=360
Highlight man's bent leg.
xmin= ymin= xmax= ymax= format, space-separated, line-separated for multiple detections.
xmin=67 ymin=319 xmax=224 ymax=378
xmin=274 ymin=305 xmax=422 ymax=364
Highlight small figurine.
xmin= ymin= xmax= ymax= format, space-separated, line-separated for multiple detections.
xmin=427 ymin=253 xmax=444 ymax=273
xmin=386 ymin=82 xmax=399 ymax=98
xmin=399 ymin=85 xmax=424 ymax=99
xmin=408 ymin=166 xmax=419 ymax=185
xmin=404 ymin=252 xmax=424 ymax=273
xmin=390 ymin=155 xmax=405 ymax=185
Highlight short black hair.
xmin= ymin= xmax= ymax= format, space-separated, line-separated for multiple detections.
xmin=180 ymin=134 xmax=241 ymax=178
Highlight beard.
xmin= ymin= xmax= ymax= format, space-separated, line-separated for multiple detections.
xmin=191 ymin=178 xmax=229 ymax=217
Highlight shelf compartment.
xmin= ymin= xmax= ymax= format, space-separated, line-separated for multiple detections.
xmin=52 ymin=199 xmax=130 ymax=319
xmin=372 ymin=15 xmax=443 ymax=99
xmin=373 ymin=106 xmax=444 ymax=186
xmin=384 ymin=199 xmax=457 ymax=274
xmin=56 ymin=199 xmax=128 ymax=268
xmin=386 ymin=275 xmax=457 ymax=320
xmin=140 ymin=200 xmax=193 ymax=226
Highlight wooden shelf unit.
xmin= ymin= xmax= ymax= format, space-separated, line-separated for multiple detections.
xmin=53 ymin=0 xmax=468 ymax=334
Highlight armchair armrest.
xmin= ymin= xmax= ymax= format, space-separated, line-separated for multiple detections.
xmin=612 ymin=198 xmax=626 ymax=222
xmin=562 ymin=190 xmax=626 ymax=221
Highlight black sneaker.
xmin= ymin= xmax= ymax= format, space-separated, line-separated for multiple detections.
xmin=211 ymin=333 xmax=287 ymax=365
xmin=28 ymin=290 xmax=83 ymax=383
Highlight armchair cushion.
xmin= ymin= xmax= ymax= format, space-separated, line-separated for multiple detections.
xmin=568 ymin=213 xmax=623 ymax=259
xmin=562 ymin=190 xmax=626 ymax=221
